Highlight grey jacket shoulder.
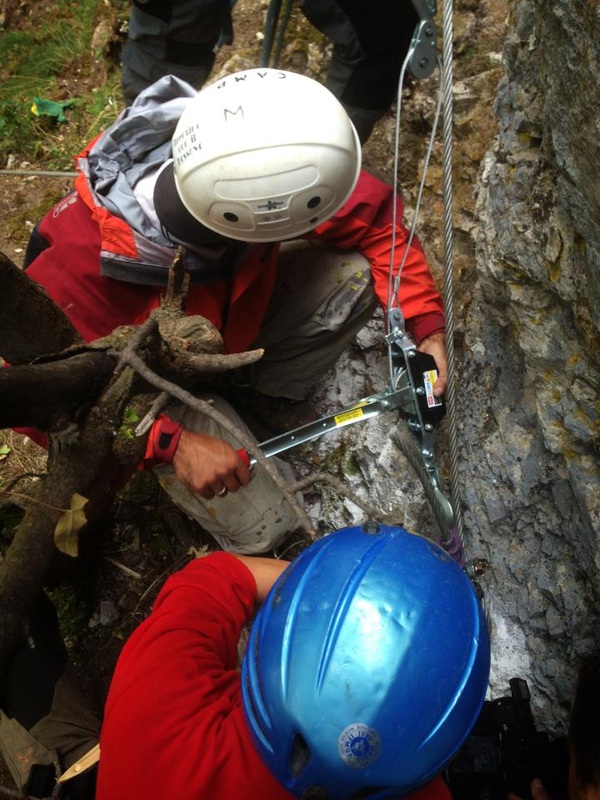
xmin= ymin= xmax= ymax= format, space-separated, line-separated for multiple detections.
xmin=79 ymin=75 xmax=197 ymax=244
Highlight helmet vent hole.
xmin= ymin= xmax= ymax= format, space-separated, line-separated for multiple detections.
xmin=290 ymin=733 xmax=311 ymax=778
xmin=348 ymin=789 xmax=388 ymax=799
xmin=307 ymin=196 xmax=321 ymax=209
xmin=224 ymin=212 xmax=239 ymax=222
xmin=309 ymin=216 xmax=319 ymax=225
xmin=302 ymin=789 xmax=329 ymax=800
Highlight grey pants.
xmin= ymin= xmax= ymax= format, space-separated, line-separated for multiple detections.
xmin=121 ymin=0 xmax=231 ymax=104
xmin=156 ymin=240 xmax=377 ymax=553
xmin=0 ymin=668 xmax=99 ymax=797
xmin=0 ymin=594 xmax=100 ymax=798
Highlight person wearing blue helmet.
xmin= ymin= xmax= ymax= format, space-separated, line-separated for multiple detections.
xmin=96 ymin=523 xmax=490 ymax=799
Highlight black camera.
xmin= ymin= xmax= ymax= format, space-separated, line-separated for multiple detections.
xmin=445 ymin=678 xmax=569 ymax=800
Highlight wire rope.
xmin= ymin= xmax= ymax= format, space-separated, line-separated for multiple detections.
xmin=387 ymin=2 xmax=466 ymax=554
xmin=0 ymin=170 xmax=77 ymax=178
xmin=440 ymin=0 xmax=466 ymax=547
xmin=386 ymin=53 xmax=442 ymax=327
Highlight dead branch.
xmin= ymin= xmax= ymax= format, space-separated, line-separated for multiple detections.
xmin=0 ymin=351 xmax=114 ymax=429
xmin=162 ymin=247 xmax=189 ymax=311
xmin=0 ymin=255 xmax=240 ymax=672
xmin=0 ymin=245 xmax=315 ymax=679
xmin=0 ymin=251 xmax=82 ymax=364
xmin=0 ymin=316 xmax=264 ymax=431
xmin=0 ymin=359 xmax=143 ymax=669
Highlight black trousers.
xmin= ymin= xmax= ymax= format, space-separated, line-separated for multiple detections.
xmin=121 ymin=0 xmax=420 ymax=142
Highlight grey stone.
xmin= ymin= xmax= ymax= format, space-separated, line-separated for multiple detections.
xmin=305 ymin=0 xmax=600 ymax=737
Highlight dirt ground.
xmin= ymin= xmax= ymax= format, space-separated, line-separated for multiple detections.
xmin=0 ymin=0 xmax=508 ymax=793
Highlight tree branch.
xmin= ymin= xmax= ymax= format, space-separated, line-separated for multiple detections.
xmin=0 ymin=251 xmax=82 ymax=364
xmin=0 ymin=351 xmax=114 ymax=429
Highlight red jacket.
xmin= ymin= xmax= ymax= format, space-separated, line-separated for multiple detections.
xmin=97 ymin=553 xmax=451 ymax=800
xmin=25 ymin=170 xmax=444 ymax=351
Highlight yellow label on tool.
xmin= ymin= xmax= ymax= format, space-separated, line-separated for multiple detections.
xmin=334 ymin=408 xmax=365 ymax=425
xmin=424 ymin=369 xmax=443 ymax=408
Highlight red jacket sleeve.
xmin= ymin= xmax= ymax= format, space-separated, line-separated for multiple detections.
xmin=97 ymin=552 xmax=293 ymax=800
xmin=311 ymin=170 xmax=445 ymax=343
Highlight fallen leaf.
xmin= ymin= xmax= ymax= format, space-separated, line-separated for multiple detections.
xmin=54 ymin=493 xmax=88 ymax=557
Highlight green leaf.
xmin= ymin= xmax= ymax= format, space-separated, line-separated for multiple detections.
xmin=118 ymin=407 xmax=140 ymax=439
xmin=0 ymin=444 xmax=11 ymax=459
xmin=54 ymin=493 xmax=88 ymax=557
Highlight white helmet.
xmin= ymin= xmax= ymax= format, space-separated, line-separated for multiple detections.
xmin=170 ymin=68 xmax=362 ymax=243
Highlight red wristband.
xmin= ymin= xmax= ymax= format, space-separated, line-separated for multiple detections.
xmin=142 ymin=415 xmax=184 ymax=468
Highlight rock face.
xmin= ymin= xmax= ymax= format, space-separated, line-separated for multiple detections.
xmin=465 ymin=1 xmax=600 ymax=730
xmin=307 ymin=1 xmax=598 ymax=735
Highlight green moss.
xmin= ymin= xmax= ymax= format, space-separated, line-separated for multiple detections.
xmin=0 ymin=506 xmax=24 ymax=541
xmin=546 ymin=259 xmax=561 ymax=283
xmin=318 ymin=441 xmax=361 ymax=477
xmin=47 ymin=583 xmax=89 ymax=646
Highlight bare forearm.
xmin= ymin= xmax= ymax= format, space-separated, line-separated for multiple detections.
xmin=233 ymin=555 xmax=290 ymax=603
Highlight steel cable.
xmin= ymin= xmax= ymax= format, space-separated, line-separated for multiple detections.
xmin=0 ymin=170 xmax=76 ymax=177
xmin=386 ymin=2 xmax=465 ymax=559
xmin=440 ymin=0 xmax=466 ymax=547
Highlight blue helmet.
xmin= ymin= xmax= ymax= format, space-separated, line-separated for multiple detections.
xmin=241 ymin=523 xmax=490 ymax=799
